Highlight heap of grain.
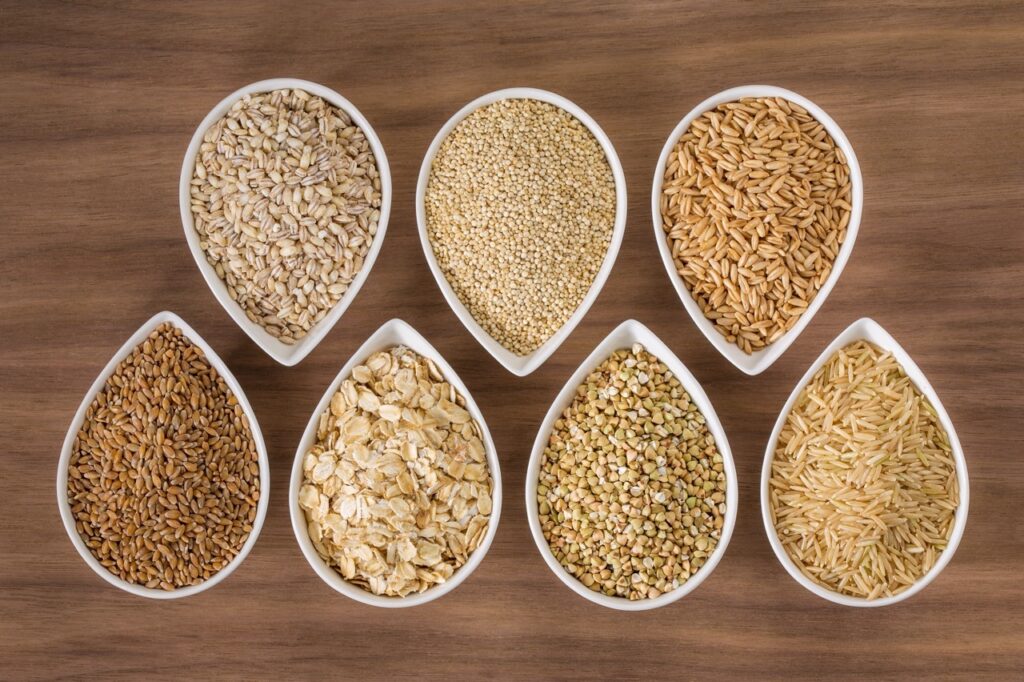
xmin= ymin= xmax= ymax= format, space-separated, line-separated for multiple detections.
xmin=537 ymin=344 xmax=727 ymax=600
xmin=189 ymin=88 xmax=382 ymax=344
xmin=769 ymin=340 xmax=960 ymax=599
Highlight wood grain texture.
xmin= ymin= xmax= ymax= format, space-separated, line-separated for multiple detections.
xmin=1 ymin=1 xmax=1022 ymax=679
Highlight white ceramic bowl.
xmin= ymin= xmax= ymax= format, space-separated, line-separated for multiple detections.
xmin=761 ymin=317 xmax=969 ymax=606
xmin=180 ymin=78 xmax=392 ymax=366
xmin=525 ymin=319 xmax=738 ymax=610
xmin=57 ymin=311 xmax=271 ymax=599
xmin=416 ymin=88 xmax=628 ymax=377
xmin=289 ymin=318 xmax=502 ymax=607
xmin=651 ymin=85 xmax=863 ymax=375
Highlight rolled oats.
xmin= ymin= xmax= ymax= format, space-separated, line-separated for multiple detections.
xmin=299 ymin=346 xmax=492 ymax=596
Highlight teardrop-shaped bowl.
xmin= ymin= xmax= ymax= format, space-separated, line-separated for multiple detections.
xmin=652 ymin=85 xmax=863 ymax=375
xmin=416 ymin=88 xmax=627 ymax=377
xmin=56 ymin=311 xmax=271 ymax=599
xmin=180 ymin=78 xmax=392 ymax=366
xmin=289 ymin=318 xmax=502 ymax=607
xmin=525 ymin=319 xmax=738 ymax=610
xmin=760 ymin=318 xmax=969 ymax=606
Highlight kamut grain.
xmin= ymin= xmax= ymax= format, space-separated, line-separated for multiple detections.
xmin=660 ymin=97 xmax=852 ymax=354
xmin=67 ymin=324 xmax=260 ymax=590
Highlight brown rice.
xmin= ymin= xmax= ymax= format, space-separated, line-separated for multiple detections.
xmin=768 ymin=340 xmax=959 ymax=599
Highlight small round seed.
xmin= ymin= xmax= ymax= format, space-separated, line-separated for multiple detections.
xmin=425 ymin=98 xmax=616 ymax=356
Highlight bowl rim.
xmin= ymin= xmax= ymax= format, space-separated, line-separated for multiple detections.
xmin=524 ymin=319 xmax=739 ymax=610
xmin=650 ymin=84 xmax=864 ymax=376
xmin=415 ymin=87 xmax=628 ymax=377
xmin=288 ymin=317 xmax=503 ymax=607
xmin=179 ymin=77 xmax=393 ymax=367
xmin=759 ymin=317 xmax=970 ymax=607
xmin=56 ymin=311 xmax=271 ymax=599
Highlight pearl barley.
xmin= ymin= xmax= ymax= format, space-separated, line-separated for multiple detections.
xmin=189 ymin=88 xmax=381 ymax=344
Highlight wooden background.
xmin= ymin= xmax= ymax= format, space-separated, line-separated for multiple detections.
xmin=2 ymin=1 xmax=1022 ymax=679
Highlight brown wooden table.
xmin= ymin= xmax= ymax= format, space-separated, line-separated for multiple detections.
xmin=2 ymin=1 xmax=1023 ymax=679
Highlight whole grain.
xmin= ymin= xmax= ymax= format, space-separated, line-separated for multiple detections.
xmin=67 ymin=324 xmax=260 ymax=590
xmin=299 ymin=346 xmax=492 ymax=597
xmin=537 ymin=344 xmax=726 ymax=600
xmin=425 ymin=98 xmax=616 ymax=355
xmin=660 ymin=96 xmax=852 ymax=353
xmin=189 ymin=88 xmax=382 ymax=344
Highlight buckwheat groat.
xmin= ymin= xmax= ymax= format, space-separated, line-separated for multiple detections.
xmin=537 ymin=344 xmax=727 ymax=600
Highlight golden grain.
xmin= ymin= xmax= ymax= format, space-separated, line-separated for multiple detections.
xmin=660 ymin=97 xmax=852 ymax=354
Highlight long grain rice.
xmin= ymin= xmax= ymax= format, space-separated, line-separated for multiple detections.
xmin=768 ymin=340 xmax=959 ymax=599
